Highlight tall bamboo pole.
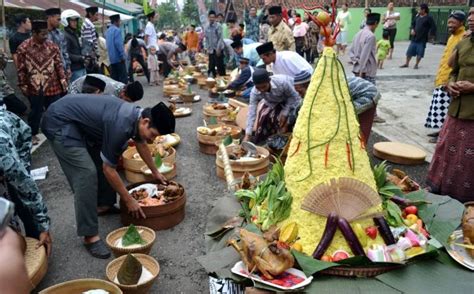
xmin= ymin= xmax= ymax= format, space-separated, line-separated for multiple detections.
xmin=102 ymin=0 xmax=106 ymax=35
xmin=2 ymin=0 xmax=6 ymax=53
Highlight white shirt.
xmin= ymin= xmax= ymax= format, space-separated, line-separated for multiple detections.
xmin=293 ymin=22 xmax=309 ymax=37
xmin=272 ymin=51 xmax=313 ymax=78
xmin=144 ymin=21 xmax=158 ymax=49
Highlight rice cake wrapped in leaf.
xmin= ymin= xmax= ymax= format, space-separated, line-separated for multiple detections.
xmin=117 ymin=253 xmax=142 ymax=285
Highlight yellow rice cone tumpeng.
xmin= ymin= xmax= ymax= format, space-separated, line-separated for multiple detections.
xmin=284 ymin=47 xmax=380 ymax=256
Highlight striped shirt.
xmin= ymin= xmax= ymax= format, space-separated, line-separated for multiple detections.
xmin=81 ymin=18 xmax=98 ymax=57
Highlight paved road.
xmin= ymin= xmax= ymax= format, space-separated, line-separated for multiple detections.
xmin=31 ymin=41 xmax=436 ymax=292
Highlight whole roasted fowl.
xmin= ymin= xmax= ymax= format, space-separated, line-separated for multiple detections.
xmin=229 ymin=229 xmax=294 ymax=279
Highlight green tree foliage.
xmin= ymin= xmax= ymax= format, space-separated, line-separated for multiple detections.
xmin=181 ymin=0 xmax=200 ymax=25
xmin=156 ymin=0 xmax=182 ymax=29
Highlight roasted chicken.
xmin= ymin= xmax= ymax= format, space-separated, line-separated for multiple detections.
xmin=230 ymin=229 xmax=294 ymax=279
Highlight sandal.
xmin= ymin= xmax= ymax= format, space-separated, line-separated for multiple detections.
xmin=84 ymin=239 xmax=111 ymax=259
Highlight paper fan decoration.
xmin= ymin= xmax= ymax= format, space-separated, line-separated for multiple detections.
xmin=301 ymin=177 xmax=380 ymax=221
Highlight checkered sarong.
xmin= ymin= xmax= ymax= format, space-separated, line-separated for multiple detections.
xmin=425 ymin=86 xmax=451 ymax=129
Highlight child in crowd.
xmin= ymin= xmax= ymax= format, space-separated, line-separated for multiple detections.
xmin=147 ymin=46 xmax=161 ymax=86
xmin=377 ymin=30 xmax=391 ymax=69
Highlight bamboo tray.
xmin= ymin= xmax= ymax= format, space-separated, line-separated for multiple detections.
xmin=106 ymin=226 xmax=156 ymax=257
xmin=122 ymin=146 xmax=176 ymax=173
xmin=106 ymin=254 xmax=160 ymax=294
xmin=25 ymin=237 xmax=48 ymax=290
xmin=320 ymin=263 xmax=404 ymax=278
xmin=40 ymin=279 xmax=122 ymax=294
xmin=373 ymin=142 xmax=426 ymax=165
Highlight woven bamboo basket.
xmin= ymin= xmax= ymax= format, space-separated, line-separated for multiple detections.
xmin=163 ymin=78 xmax=178 ymax=85
xmin=216 ymin=162 xmax=269 ymax=180
xmin=215 ymin=145 xmax=269 ymax=179
xmin=124 ymin=164 xmax=177 ymax=184
xmin=121 ymin=181 xmax=186 ymax=230
xmin=163 ymin=85 xmax=181 ymax=97
xmin=321 ymin=263 xmax=404 ymax=277
xmin=122 ymin=146 xmax=176 ymax=173
xmin=206 ymin=80 xmax=216 ymax=89
xmin=217 ymin=116 xmax=237 ymax=126
xmin=197 ymin=125 xmax=242 ymax=155
xmin=186 ymin=65 xmax=196 ymax=72
xmin=180 ymin=92 xmax=196 ymax=103
xmin=216 ymin=145 xmax=270 ymax=169
xmin=39 ymin=279 xmax=123 ymax=294
xmin=202 ymin=104 xmax=233 ymax=118
xmin=25 ymin=237 xmax=48 ymax=290
xmin=198 ymin=77 xmax=207 ymax=89
xmin=154 ymin=133 xmax=181 ymax=148
xmin=106 ymin=254 xmax=160 ymax=294
xmin=106 ymin=226 xmax=156 ymax=257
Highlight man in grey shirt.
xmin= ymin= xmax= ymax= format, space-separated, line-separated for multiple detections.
xmin=205 ymin=10 xmax=225 ymax=77
xmin=244 ymin=68 xmax=300 ymax=144
xmin=42 ymin=96 xmax=175 ymax=259
xmin=349 ymin=13 xmax=380 ymax=85
xmin=69 ymin=74 xmax=144 ymax=102
xmin=158 ymin=41 xmax=186 ymax=77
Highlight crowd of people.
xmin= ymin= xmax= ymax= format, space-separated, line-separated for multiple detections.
xmin=0 ymin=2 xmax=473 ymax=290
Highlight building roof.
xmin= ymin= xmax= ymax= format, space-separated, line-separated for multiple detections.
xmin=94 ymin=0 xmax=144 ymax=15
xmin=4 ymin=0 xmax=134 ymax=21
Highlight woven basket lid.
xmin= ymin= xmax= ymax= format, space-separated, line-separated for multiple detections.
xmin=25 ymin=237 xmax=48 ymax=288
xmin=373 ymin=142 xmax=426 ymax=165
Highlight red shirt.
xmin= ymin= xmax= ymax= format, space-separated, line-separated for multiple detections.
xmin=16 ymin=38 xmax=66 ymax=97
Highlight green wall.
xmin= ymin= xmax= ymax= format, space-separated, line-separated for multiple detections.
xmin=296 ymin=6 xmax=469 ymax=43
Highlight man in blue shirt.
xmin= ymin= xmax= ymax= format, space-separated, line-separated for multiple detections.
xmin=106 ymin=14 xmax=127 ymax=84
xmin=226 ymin=57 xmax=254 ymax=100
xmin=231 ymin=39 xmax=262 ymax=67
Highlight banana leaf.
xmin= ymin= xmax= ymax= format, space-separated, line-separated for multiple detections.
xmin=154 ymin=152 xmax=162 ymax=168
xmin=122 ymin=224 xmax=145 ymax=247
xmin=292 ymin=250 xmax=338 ymax=276
xmin=416 ymin=193 xmax=464 ymax=247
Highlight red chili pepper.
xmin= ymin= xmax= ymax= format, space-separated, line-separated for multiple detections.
xmin=324 ymin=143 xmax=330 ymax=168
xmin=289 ymin=141 xmax=301 ymax=157
xmin=346 ymin=141 xmax=353 ymax=170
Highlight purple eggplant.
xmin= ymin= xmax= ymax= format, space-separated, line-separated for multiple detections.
xmin=390 ymin=195 xmax=430 ymax=208
xmin=373 ymin=216 xmax=396 ymax=245
xmin=312 ymin=212 xmax=339 ymax=259
xmin=337 ymin=217 xmax=366 ymax=256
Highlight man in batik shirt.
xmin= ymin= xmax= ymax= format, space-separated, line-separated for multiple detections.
xmin=17 ymin=20 xmax=67 ymax=145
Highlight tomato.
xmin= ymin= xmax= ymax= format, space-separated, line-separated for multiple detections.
xmin=404 ymin=214 xmax=418 ymax=226
xmin=321 ymin=255 xmax=333 ymax=262
xmin=365 ymin=226 xmax=378 ymax=240
xmin=404 ymin=206 xmax=418 ymax=215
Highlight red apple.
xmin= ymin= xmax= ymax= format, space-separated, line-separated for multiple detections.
xmin=365 ymin=226 xmax=378 ymax=240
